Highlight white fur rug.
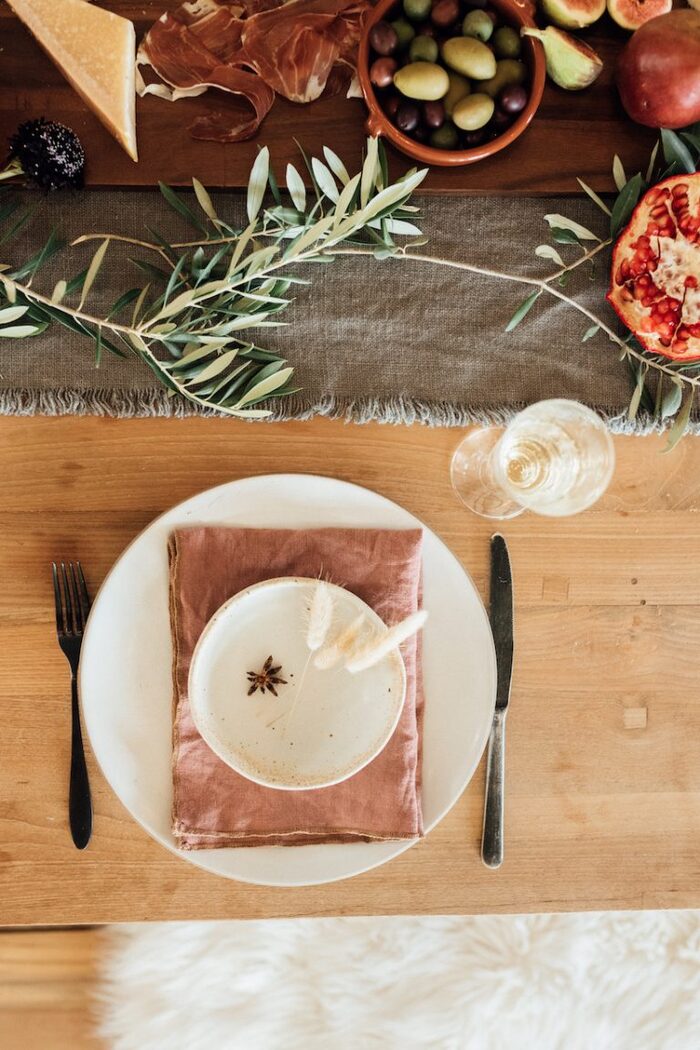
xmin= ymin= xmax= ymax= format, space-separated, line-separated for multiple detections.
xmin=96 ymin=913 xmax=700 ymax=1050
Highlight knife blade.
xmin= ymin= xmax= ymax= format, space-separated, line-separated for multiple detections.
xmin=481 ymin=533 xmax=514 ymax=869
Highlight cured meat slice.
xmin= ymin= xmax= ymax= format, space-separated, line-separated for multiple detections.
xmin=138 ymin=1 xmax=275 ymax=142
xmin=242 ymin=0 xmax=365 ymax=103
xmin=138 ymin=0 xmax=367 ymax=142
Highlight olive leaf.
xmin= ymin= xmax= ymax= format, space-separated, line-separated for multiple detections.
xmin=645 ymin=141 xmax=659 ymax=185
xmin=581 ymin=324 xmax=600 ymax=342
xmin=285 ymin=164 xmax=307 ymax=212
xmin=664 ymin=389 xmax=694 ymax=452
xmin=628 ymin=364 xmax=648 ymax=421
xmin=505 ymin=289 xmax=541 ymax=332
xmin=544 ymin=214 xmax=599 ymax=242
xmin=246 ymin=147 xmax=270 ymax=224
xmin=78 ymin=238 xmax=110 ymax=309
xmin=610 ymin=173 xmax=643 ymax=237
xmin=576 ymin=178 xmax=612 ymax=217
xmin=323 ymin=146 xmax=350 ymax=186
xmin=535 ymin=244 xmax=565 ymax=267
xmin=660 ymin=129 xmax=695 ymax=176
xmin=192 ymin=178 xmax=218 ymax=223
xmin=660 ymin=378 xmax=683 ymax=420
xmin=311 ymin=158 xmax=340 ymax=203
xmin=612 ymin=155 xmax=627 ymax=193
xmin=0 ymin=304 xmax=28 ymax=323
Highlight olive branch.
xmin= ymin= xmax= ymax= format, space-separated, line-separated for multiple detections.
xmin=0 ymin=128 xmax=697 ymax=441
xmin=0 ymin=139 xmax=427 ymax=416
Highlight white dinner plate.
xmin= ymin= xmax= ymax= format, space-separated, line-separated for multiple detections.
xmin=189 ymin=577 xmax=407 ymax=790
xmin=80 ymin=474 xmax=496 ymax=887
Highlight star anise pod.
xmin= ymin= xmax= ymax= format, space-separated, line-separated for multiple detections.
xmin=246 ymin=655 xmax=287 ymax=697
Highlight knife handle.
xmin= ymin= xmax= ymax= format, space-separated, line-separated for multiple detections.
xmin=481 ymin=708 xmax=506 ymax=869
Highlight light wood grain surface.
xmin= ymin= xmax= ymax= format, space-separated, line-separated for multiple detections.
xmin=0 ymin=1 xmax=655 ymax=194
xmin=1 ymin=415 xmax=699 ymax=925
xmin=0 ymin=929 xmax=102 ymax=1049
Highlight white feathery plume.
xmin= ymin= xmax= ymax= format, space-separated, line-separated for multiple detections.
xmin=305 ymin=581 xmax=334 ymax=652
xmin=345 ymin=610 xmax=428 ymax=674
xmin=281 ymin=582 xmax=335 ymax=733
xmin=313 ymin=614 xmax=366 ymax=671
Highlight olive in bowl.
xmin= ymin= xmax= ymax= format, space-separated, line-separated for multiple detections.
xmin=358 ymin=0 xmax=545 ymax=167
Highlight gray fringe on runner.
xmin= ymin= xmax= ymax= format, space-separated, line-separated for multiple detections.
xmin=0 ymin=386 xmax=691 ymax=436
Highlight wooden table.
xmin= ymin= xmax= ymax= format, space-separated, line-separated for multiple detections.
xmin=1 ymin=414 xmax=699 ymax=925
xmin=0 ymin=0 xmax=656 ymax=193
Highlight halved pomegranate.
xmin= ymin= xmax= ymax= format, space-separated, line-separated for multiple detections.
xmin=607 ymin=174 xmax=700 ymax=361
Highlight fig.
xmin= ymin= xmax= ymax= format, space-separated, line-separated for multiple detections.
xmin=616 ymin=11 xmax=700 ymax=128
xmin=521 ymin=27 xmax=602 ymax=90
xmin=540 ymin=0 xmax=604 ymax=28
xmin=606 ymin=0 xmax=671 ymax=31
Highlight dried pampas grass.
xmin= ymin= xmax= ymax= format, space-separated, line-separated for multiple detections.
xmin=313 ymin=614 xmax=366 ymax=671
xmin=305 ymin=581 xmax=334 ymax=652
xmin=345 ymin=610 xmax=428 ymax=674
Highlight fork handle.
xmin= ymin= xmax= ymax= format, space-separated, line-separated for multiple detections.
xmin=481 ymin=708 xmax=506 ymax=869
xmin=69 ymin=677 xmax=92 ymax=849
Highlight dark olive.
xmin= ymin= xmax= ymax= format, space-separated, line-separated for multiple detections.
xmin=396 ymin=100 xmax=421 ymax=132
xmin=491 ymin=106 xmax=512 ymax=130
xmin=492 ymin=26 xmax=521 ymax=59
xmin=431 ymin=0 xmax=460 ymax=28
xmin=370 ymin=57 xmax=399 ymax=89
xmin=369 ymin=20 xmax=399 ymax=55
xmin=464 ymin=0 xmax=489 ymax=8
xmin=499 ymin=84 xmax=528 ymax=114
xmin=481 ymin=6 xmax=498 ymax=23
xmin=413 ymin=123 xmax=430 ymax=142
xmin=417 ymin=21 xmax=436 ymax=36
xmin=462 ymin=128 xmax=486 ymax=147
xmin=384 ymin=93 xmax=401 ymax=118
xmin=423 ymin=99 xmax=446 ymax=129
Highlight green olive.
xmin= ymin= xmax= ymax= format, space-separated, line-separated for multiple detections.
xmin=443 ymin=71 xmax=471 ymax=116
xmin=390 ymin=18 xmax=416 ymax=49
xmin=409 ymin=34 xmax=439 ymax=63
xmin=402 ymin=0 xmax=432 ymax=22
xmin=452 ymin=93 xmax=495 ymax=131
xmin=441 ymin=36 xmax=497 ymax=80
xmin=430 ymin=122 xmax=459 ymax=149
xmin=393 ymin=61 xmax=450 ymax=101
xmin=480 ymin=58 xmax=527 ymax=97
xmin=492 ymin=26 xmax=521 ymax=59
xmin=461 ymin=9 xmax=493 ymax=42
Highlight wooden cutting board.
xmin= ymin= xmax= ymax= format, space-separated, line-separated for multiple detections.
xmin=0 ymin=0 xmax=657 ymax=194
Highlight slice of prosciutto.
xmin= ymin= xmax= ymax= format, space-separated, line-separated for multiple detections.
xmin=138 ymin=0 xmax=367 ymax=143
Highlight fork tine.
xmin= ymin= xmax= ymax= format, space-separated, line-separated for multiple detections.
xmin=75 ymin=562 xmax=91 ymax=619
xmin=68 ymin=564 xmax=83 ymax=632
xmin=52 ymin=562 xmax=65 ymax=635
xmin=61 ymin=562 xmax=76 ymax=635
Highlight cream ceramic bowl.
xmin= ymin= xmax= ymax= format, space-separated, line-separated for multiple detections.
xmin=188 ymin=577 xmax=407 ymax=791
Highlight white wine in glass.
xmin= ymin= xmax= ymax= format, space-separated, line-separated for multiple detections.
xmin=450 ymin=399 xmax=615 ymax=520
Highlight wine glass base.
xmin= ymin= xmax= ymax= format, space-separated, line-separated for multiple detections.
xmin=450 ymin=429 xmax=524 ymax=521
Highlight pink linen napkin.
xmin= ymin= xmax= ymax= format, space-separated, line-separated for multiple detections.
xmin=168 ymin=526 xmax=424 ymax=849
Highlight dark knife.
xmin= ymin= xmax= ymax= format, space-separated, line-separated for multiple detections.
xmin=481 ymin=533 xmax=514 ymax=869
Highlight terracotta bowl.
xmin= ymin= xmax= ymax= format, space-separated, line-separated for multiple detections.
xmin=357 ymin=0 xmax=546 ymax=167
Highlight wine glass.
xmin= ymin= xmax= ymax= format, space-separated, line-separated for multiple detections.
xmin=450 ymin=399 xmax=615 ymax=520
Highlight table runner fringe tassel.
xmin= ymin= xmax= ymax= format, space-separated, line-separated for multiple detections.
xmin=0 ymin=387 xmax=690 ymax=435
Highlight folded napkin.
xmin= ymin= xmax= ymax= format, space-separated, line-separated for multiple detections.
xmin=168 ymin=527 xmax=424 ymax=849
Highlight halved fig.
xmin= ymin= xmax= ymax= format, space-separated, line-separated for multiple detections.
xmin=541 ymin=0 xmax=605 ymax=28
xmin=607 ymin=0 xmax=671 ymax=31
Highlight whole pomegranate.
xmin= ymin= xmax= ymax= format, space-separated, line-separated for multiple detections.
xmin=617 ymin=10 xmax=700 ymax=129
xmin=607 ymin=175 xmax=700 ymax=361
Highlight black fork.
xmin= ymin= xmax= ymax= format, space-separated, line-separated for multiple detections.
xmin=52 ymin=562 xmax=92 ymax=849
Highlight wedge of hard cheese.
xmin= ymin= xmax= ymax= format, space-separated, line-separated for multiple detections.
xmin=5 ymin=0 xmax=138 ymax=162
